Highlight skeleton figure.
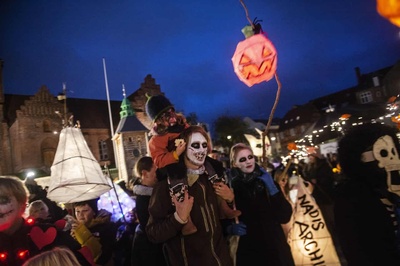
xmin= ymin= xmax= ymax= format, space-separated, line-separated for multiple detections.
xmin=361 ymin=135 xmax=400 ymax=197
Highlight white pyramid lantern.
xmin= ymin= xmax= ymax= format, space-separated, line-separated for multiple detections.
xmin=47 ymin=127 xmax=112 ymax=203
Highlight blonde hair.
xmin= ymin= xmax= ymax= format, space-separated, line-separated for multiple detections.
xmin=22 ymin=247 xmax=80 ymax=266
xmin=28 ymin=200 xmax=49 ymax=218
xmin=230 ymin=143 xmax=253 ymax=167
xmin=0 ymin=176 xmax=28 ymax=209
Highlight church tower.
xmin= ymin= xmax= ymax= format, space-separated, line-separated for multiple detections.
xmin=113 ymin=87 xmax=148 ymax=183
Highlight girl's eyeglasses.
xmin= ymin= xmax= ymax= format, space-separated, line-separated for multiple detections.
xmin=238 ymin=155 xmax=254 ymax=163
xmin=158 ymin=108 xmax=175 ymax=121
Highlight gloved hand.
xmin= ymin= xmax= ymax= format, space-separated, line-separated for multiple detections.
xmin=226 ymin=221 xmax=247 ymax=236
xmin=258 ymin=168 xmax=279 ymax=196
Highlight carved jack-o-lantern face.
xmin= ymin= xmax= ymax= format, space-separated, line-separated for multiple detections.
xmin=232 ymin=34 xmax=277 ymax=87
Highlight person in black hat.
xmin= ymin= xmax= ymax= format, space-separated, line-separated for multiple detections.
xmin=145 ymin=94 xmax=190 ymax=170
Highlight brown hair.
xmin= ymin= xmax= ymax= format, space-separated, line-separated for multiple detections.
xmin=0 ymin=176 xmax=28 ymax=209
xmin=73 ymin=198 xmax=99 ymax=215
xmin=22 ymin=247 xmax=80 ymax=266
xmin=230 ymin=143 xmax=253 ymax=167
xmin=133 ymin=156 xmax=154 ymax=184
xmin=180 ymin=125 xmax=212 ymax=155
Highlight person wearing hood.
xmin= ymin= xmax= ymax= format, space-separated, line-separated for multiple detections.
xmin=335 ymin=123 xmax=400 ymax=265
xmin=71 ymin=198 xmax=116 ymax=266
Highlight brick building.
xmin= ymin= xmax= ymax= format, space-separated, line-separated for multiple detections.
xmin=0 ymin=60 xmax=163 ymax=179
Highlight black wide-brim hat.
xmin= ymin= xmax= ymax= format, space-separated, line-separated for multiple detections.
xmin=145 ymin=94 xmax=174 ymax=121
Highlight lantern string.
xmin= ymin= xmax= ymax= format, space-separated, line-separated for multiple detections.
xmin=264 ymin=73 xmax=281 ymax=135
xmin=239 ymin=0 xmax=254 ymax=28
xmin=262 ymin=73 xmax=282 ymax=165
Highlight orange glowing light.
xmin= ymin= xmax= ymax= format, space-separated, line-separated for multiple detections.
xmin=339 ymin=114 xmax=351 ymax=120
xmin=377 ymin=0 xmax=400 ymax=27
xmin=232 ymin=33 xmax=277 ymax=87
xmin=287 ymin=142 xmax=298 ymax=151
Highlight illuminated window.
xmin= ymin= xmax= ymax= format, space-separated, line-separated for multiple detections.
xmin=360 ymin=91 xmax=372 ymax=104
xmin=99 ymin=140 xmax=109 ymax=160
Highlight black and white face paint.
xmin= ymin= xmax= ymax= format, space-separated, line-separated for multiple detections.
xmin=186 ymin=132 xmax=208 ymax=167
xmin=0 ymin=194 xmax=20 ymax=232
xmin=361 ymin=135 xmax=400 ymax=196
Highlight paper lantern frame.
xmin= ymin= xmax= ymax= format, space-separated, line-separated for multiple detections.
xmin=48 ymin=127 xmax=112 ymax=203
xmin=232 ymin=33 xmax=278 ymax=87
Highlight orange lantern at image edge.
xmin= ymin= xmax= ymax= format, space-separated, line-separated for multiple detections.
xmin=232 ymin=25 xmax=278 ymax=87
xmin=377 ymin=0 xmax=400 ymax=27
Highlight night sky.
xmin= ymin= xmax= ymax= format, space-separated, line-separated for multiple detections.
xmin=1 ymin=0 xmax=400 ymax=126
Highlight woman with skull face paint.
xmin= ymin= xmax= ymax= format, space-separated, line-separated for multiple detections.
xmin=229 ymin=143 xmax=295 ymax=266
xmin=0 ymin=176 xmax=93 ymax=266
xmin=146 ymin=126 xmax=239 ymax=266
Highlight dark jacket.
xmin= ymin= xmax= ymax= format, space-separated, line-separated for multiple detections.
xmin=131 ymin=185 xmax=167 ymax=266
xmin=230 ymin=165 xmax=295 ymax=266
xmin=334 ymin=180 xmax=400 ymax=266
xmin=73 ymin=210 xmax=116 ymax=265
xmin=146 ymin=157 xmax=233 ymax=266
xmin=114 ymin=220 xmax=137 ymax=266
xmin=0 ymin=218 xmax=92 ymax=266
xmin=303 ymin=157 xmax=335 ymax=205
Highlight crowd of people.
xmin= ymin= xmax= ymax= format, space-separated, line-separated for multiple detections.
xmin=2 ymin=95 xmax=400 ymax=266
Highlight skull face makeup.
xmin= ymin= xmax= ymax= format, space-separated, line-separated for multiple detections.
xmin=186 ymin=132 xmax=208 ymax=167
xmin=0 ymin=194 xmax=23 ymax=232
xmin=234 ymin=149 xmax=256 ymax=174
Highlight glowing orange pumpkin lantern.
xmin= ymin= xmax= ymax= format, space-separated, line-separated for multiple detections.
xmin=391 ymin=115 xmax=400 ymax=129
xmin=232 ymin=26 xmax=277 ymax=87
xmin=388 ymin=95 xmax=397 ymax=103
xmin=339 ymin=113 xmax=351 ymax=120
xmin=287 ymin=142 xmax=298 ymax=151
xmin=377 ymin=0 xmax=400 ymax=27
